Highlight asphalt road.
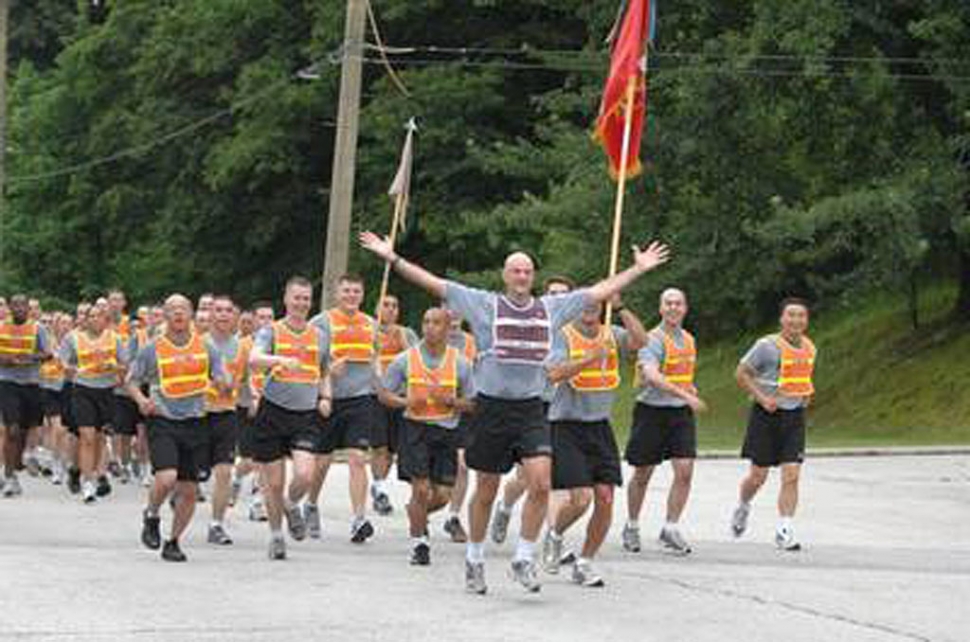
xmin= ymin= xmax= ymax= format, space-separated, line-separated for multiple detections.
xmin=1 ymin=455 xmax=968 ymax=642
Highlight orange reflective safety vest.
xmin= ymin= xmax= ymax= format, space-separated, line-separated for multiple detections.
xmin=563 ymin=324 xmax=620 ymax=392
xmin=377 ymin=325 xmax=408 ymax=374
xmin=327 ymin=309 xmax=375 ymax=363
xmin=0 ymin=321 xmax=38 ymax=357
xmin=115 ymin=317 xmax=131 ymax=345
xmin=406 ymin=346 xmax=460 ymax=422
xmin=461 ymin=331 xmax=477 ymax=363
xmin=205 ymin=335 xmax=245 ymax=412
xmin=659 ymin=328 xmax=697 ymax=390
xmin=271 ymin=321 xmax=321 ymax=385
xmin=238 ymin=335 xmax=267 ymax=395
xmin=76 ymin=330 xmax=120 ymax=378
xmin=156 ymin=332 xmax=210 ymax=399
xmin=775 ymin=334 xmax=816 ymax=398
xmin=40 ymin=350 xmax=64 ymax=383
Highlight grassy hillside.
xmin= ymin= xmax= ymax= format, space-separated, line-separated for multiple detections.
xmin=612 ymin=285 xmax=970 ymax=449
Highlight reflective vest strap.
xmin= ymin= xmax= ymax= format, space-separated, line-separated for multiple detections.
xmin=565 ymin=325 xmax=620 ymax=392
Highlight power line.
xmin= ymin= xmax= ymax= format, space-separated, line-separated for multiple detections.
xmin=345 ymin=53 xmax=970 ymax=84
xmin=360 ymin=42 xmax=970 ymax=68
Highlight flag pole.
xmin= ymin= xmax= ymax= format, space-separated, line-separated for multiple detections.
xmin=375 ymin=191 xmax=406 ymax=323
xmin=603 ymin=73 xmax=639 ymax=329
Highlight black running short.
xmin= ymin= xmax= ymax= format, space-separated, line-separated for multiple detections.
xmin=113 ymin=395 xmax=142 ymax=436
xmin=625 ymin=403 xmax=697 ymax=467
xmin=40 ymin=387 xmax=65 ymax=419
xmin=397 ymin=419 xmax=459 ymax=486
xmin=318 ymin=395 xmax=376 ymax=454
xmin=742 ymin=404 xmax=806 ymax=468
xmin=465 ymin=394 xmax=551 ymax=474
xmin=551 ymin=420 xmax=622 ymax=489
xmin=206 ymin=410 xmax=238 ymax=468
xmin=454 ymin=411 xmax=475 ymax=450
xmin=253 ymin=398 xmax=321 ymax=463
xmin=236 ymin=405 xmax=257 ymax=459
xmin=148 ymin=416 xmax=208 ymax=482
xmin=61 ymin=381 xmax=77 ymax=433
xmin=71 ymin=385 xmax=116 ymax=431
xmin=0 ymin=381 xmax=43 ymax=433
xmin=373 ymin=405 xmax=404 ymax=453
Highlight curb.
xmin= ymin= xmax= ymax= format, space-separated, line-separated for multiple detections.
xmin=697 ymin=446 xmax=970 ymax=460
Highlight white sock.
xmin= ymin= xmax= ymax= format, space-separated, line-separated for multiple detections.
xmin=740 ymin=499 xmax=751 ymax=509
xmin=664 ymin=521 xmax=679 ymax=532
xmin=373 ymin=479 xmax=387 ymax=495
xmin=513 ymin=538 xmax=536 ymax=562
xmin=270 ymin=528 xmax=283 ymax=538
xmin=626 ymin=519 xmax=639 ymax=530
xmin=448 ymin=508 xmax=460 ymax=519
xmin=778 ymin=517 xmax=793 ymax=532
xmin=412 ymin=535 xmax=429 ymax=547
xmin=577 ymin=556 xmax=592 ymax=566
xmin=210 ymin=520 xmax=222 ymax=529
xmin=499 ymin=501 xmax=512 ymax=515
xmin=466 ymin=541 xmax=485 ymax=563
xmin=549 ymin=529 xmax=563 ymax=541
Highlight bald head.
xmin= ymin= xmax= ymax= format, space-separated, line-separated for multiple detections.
xmin=659 ymin=288 xmax=688 ymax=327
xmin=164 ymin=294 xmax=193 ymax=333
xmin=502 ymin=252 xmax=536 ymax=298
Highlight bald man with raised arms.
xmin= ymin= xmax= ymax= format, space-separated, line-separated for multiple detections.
xmin=360 ymin=232 xmax=670 ymax=596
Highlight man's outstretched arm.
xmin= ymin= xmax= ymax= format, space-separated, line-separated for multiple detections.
xmin=587 ymin=241 xmax=671 ymax=303
xmin=360 ymin=231 xmax=447 ymax=300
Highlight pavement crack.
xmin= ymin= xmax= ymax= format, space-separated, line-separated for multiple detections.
xmin=621 ymin=570 xmax=937 ymax=642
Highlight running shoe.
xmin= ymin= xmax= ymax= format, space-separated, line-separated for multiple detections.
xmin=622 ymin=523 xmax=641 ymax=553
xmin=372 ymin=489 xmax=393 ymax=516
xmin=775 ymin=527 xmax=802 ymax=552
xmin=509 ymin=559 xmax=541 ymax=593
xmin=67 ymin=467 xmax=81 ymax=495
xmin=2 ymin=476 xmax=22 ymax=498
xmin=465 ymin=560 xmax=487 ymax=595
xmin=571 ymin=559 xmax=605 ymax=588
xmin=541 ymin=530 xmax=563 ymax=574
xmin=731 ymin=503 xmax=750 ymax=538
xmin=443 ymin=516 xmax=468 ymax=543
xmin=82 ymin=480 xmax=98 ymax=504
xmin=268 ymin=535 xmax=287 ymax=561
xmin=161 ymin=539 xmax=187 ymax=562
xmin=350 ymin=517 xmax=374 ymax=544
xmin=304 ymin=503 xmax=322 ymax=539
xmin=207 ymin=524 xmax=233 ymax=546
xmin=659 ymin=526 xmax=693 ymax=555
xmin=141 ymin=510 xmax=161 ymax=550
xmin=490 ymin=505 xmax=511 ymax=544
xmin=410 ymin=542 xmax=431 ymax=566
xmin=285 ymin=505 xmax=307 ymax=541
xmin=96 ymin=475 xmax=112 ymax=497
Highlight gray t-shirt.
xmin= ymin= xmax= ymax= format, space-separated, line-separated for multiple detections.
xmin=253 ymin=324 xmax=327 ymax=412
xmin=382 ymin=343 xmax=475 ymax=429
xmin=206 ymin=333 xmax=240 ymax=411
xmin=548 ymin=325 xmax=630 ymax=422
xmin=127 ymin=338 xmax=225 ymax=420
xmin=636 ymin=326 xmax=692 ymax=408
xmin=443 ymin=282 xmax=590 ymax=399
xmin=310 ymin=311 xmax=379 ymax=400
xmin=740 ymin=336 xmax=813 ymax=410
xmin=236 ymin=334 xmax=254 ymax=409
xmin=59 ymin=331 xmax=126 ymax=390
xmin=0 ymin=323 xmax=51 ymax=385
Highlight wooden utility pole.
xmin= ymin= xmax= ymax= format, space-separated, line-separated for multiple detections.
xmin=0 ymin=0 xmax=9 ymax=273
xmin=321 ymin=0 xmax=367 ymax=310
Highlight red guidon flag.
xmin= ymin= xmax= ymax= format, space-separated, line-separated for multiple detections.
xmin=594 ymin=0 xmax=651 ymax=180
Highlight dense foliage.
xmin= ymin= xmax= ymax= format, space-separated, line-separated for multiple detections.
xmin=3 ymin=0 xmax=968 ymax=336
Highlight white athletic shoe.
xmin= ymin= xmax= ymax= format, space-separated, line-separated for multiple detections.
xmin=2 ymin=476 xmax=22 ymax=497
xmin=775 ymin=526 xmax=802 ymax=552
xmin=731 ymin=504 xmax=750 ymax=538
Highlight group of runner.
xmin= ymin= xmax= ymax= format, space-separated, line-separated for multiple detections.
xmin=0 ymin=231 xmax=818 ymax=594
